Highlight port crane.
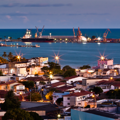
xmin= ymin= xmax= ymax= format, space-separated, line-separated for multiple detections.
xmin=73 ymin=28 xmax=75 ymax=37
xmin=103 ymin=29 xmax=111 ymax=42
xmin=77 ymin=27 xmax=82 ymax=42
xmin=39 ymin=25 xmax=45 ymax=37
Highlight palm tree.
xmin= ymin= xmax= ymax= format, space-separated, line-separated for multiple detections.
xmin=2 ymin=52 xmax=7 ymax=58
xmin=8 ymin=52 xmax=13 ymax=61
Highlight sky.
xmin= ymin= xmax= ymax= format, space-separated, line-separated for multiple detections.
xmin=0 ymin=0 xmax=120 ymax=28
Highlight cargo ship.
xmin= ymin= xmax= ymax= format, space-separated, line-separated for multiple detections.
xmin=21 ymin=29 xmax=54 ymax=43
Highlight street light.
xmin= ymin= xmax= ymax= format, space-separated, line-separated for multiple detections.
xmin=17 ymin=55 xmax=21 ymax=61
xmin=49 ymin=74 xmax=53 ymax=79
xmin=57 ymin=114 xmax=61 ymax=119
xmin=92 ymin=94 xmax=97 ymax=108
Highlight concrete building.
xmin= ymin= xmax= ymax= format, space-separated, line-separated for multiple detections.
xmin=63 ymin=91 xmax=93 ymax=107
xmin=71 ymin=109 xmax=120 ymax=120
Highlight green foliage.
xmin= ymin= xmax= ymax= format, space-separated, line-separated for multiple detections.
xmin=48 ymin=62 xmax=61 ymax=70
xmin=63 ymin=69 xmax=76 ymax=77
xmin=106 ymin=89 xmax=120 ymax=99
xmin=28 ymin=92 xmax=42 ymax=101
xmin=29 ymin=112 xmax=43 ymax=120
xmin=84 ymin=105 xmax=90 ymax=108
xmin=90 ymin=87 xmax=103 ymax=94
xmin=0 ymin=70 xmax=3 ymax=76
xmin=2 ymin=108 xmax=33 ymax=120
xmin=1 ymin=90 xmax=21 ymax=111
xmin=0 ymin=57 xmax=8 ymax=64
xmin=8 ymin=52 xmax=13 ymax=61
xmin=91 ymin=36 xmax=96 ymax=39
xmin=56 ymin=98 xmax=63 ymax=106
xmin=41 ymin=66 xmax=49 ymax=72
xmin=62 ymin=65 xmax=73 ymax=72
xmin=80 ymin=65 xmax=91 ymax=69
xmin=115 ymin=78 xmax=120 ymax=81
xmin=40 ymin=81 xmax=46 ymax=85
xmin=2 ymin=52 xmax=7 ymax=58
xmin=20 ymin=81 xmax=34 ymax=89
xmin=45 ymin=91 xmax=53 ymax=100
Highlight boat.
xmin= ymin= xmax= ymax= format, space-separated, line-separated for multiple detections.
xmin=21 ymin=29 xmax=54 ymax=43
xmin=35 ymin=44 xmax=40 ymax=47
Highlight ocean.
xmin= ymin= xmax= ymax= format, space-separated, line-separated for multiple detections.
xmin=0 ymin=29 xmax=120 ymax=68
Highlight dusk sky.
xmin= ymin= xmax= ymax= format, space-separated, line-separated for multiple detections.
xmin=0 ymin=0 xmax=120 ymax=28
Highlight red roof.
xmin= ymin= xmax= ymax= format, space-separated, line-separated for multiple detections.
xmin=56 ymin=85 xmax=76 ymax=92
xmin=63 ymin=91 xmax=92 ymax=97
xmin=64 ymin=76 xmax=79 ymax=80
xmin=0 ymin=81 xmax=16 ymax=85
xmin=0 ymin=90 xmax=8 ymax=98
xmin=50 ymin=82 xmax=65 ymax=88
xmin=25 ymin=76 xmax=48 ymax=82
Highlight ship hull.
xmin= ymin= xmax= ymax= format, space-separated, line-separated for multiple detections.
xmin=21 ymin=38 xmax=54 ymax=43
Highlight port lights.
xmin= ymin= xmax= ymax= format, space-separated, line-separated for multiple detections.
xmin=100 ymin=56 xmax=105 ymax=60
xmin=98 ymin=37 xmax=101 ymax=41
xmin=55 ymin=56 xmax=59 ymax=60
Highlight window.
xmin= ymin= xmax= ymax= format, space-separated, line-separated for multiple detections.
xmin=67 ymin=97 xmax=70 ymax=100
xmin=68 ymin=103 xmax=70 ymax=105
xmin=78 ymin=103 xmax=81 ymax=105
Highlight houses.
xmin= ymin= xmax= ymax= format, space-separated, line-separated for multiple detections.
xmin=63 ymin=90 xmax=93 ymax=107
xmin=0 ymin=81 xmax=25 ymax=94
xmin=65 ymin=76 xmax=86 ymax=84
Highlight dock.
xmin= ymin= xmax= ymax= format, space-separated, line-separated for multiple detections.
xmin=0 ymin=44 xmax=40 ymax=48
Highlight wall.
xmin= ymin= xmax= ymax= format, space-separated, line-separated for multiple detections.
xmin=71 ymin=109 xmax=114 ymax=120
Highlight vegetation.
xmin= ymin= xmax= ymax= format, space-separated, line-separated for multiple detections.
xmin=1 ymin=90 xmax=21 ymax=111
xmin=62 ymin=65 xmax=72 ymax=72
xmin=2 ymin=52 xmax=7 ymax=58
xmin=29 ymin=112 xmax=43 ymax=120
xmin=45 ymin=91 xmax=53 ymax=100
xmin=0 ymin=57 xmax=8 ymax=64
xmin=20 ymin=81 xmax=34 ymax=89
xmin=106 ymin=89 xmax=120 ymax=99
xmin=2 ymin=108 xmax=33 ymax=120
xmin=91 ymin=36 xmax=96 ymax=39
xmin=40 ymin=81 xmax=46 ymax=85
xmin=28 ymin=92 xmax=42 ymax=101
xmin=84 ymin=105 xmax=90 ymax=108
xmin=89 ymin=87 xmax=103 ymax=94
xmin=56 ymin=98 xmax=63 ymax=106
xmin=0 ymin=70 xmax=3 ymax=76
xmin=63 ymin=69 xmax=76 ymax=77
xmin=80 ymin=65 xmax=91 ymax=69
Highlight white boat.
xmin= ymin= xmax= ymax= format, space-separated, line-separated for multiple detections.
xmin=97 ymin=42 xmax=101 ymax=45
xmin=35 ymin=44 xmax=40 ymax=47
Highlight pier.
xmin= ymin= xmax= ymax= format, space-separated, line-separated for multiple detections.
xmin=0 ymin=43 xmax=40 ymax=48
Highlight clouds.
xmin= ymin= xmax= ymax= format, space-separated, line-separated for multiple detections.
xmin=0 ymin=3 xmax=72 ymax=7
xmin=6 ymin=15 xmax=12 ymax=20
xmin=19 ymin=16 xmax=29 ymax=23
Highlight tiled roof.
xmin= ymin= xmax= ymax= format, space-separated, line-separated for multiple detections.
xmin=56 ymin=85 xmax=76 ymax=92
xmin=63 ymin=91 xmax=92 ymax=97
xmin=64 ymin=76 xmax=79 ymax=80
xmin=50 ymin=82 xmax=65 ymax=88
xmin=0 ymin=81 xmax=16 ymax=85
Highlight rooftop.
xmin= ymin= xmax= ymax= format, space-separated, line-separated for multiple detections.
xmin=85 ymin=109 xmax=120 ymax=119
xmin=63 ymin=91 xmax=92 ymax=97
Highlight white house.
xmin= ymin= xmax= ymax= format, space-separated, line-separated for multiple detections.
xmin=63 ymin=91 xmax=93 ymax=107
xmin=65 ymin=76 xmax=86 ymax=84
xmin=52 ymin=91 xmax=70 ymax=103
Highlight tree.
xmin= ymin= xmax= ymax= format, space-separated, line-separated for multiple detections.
xmin=2 ymin=108 xmax=33 ymax=120
xmin=48 ymin=62 xmax=61 ymax=70
xmin=45 ymin=91 xmax=53 ymax=100
xmin=20 ymin=81 xmax=34 ymax=89
xmin=63 ymin=69 xmax=76 ymax=77
xmin=91 ymin=36 xmax=96 ymax=39
xmin=27 ymin=92 xmax=42 ymax=101
xmin=0 ymin=57 xmax=8 ymax=64
xmin=90 ymin=87 xmax=103 ymax=94
xmin=8 ymin=52 xmax=13 ymax=61
xmin=62 ymin=65 xmax=72 ymax=72
xmin=29 ymin=112 xmax=43 ymax=120
xmin=80 ymin=65 xmax=91 ymax=69
xmin=1 ymin=90 xmax=21 ymax=111
xmin=0 ymin=70 xmax=3 ymax=76
xmin=2 ymin=52 xmax=7 ymax=58
xmin=56 ymin=98 xmax=63 ymax=106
